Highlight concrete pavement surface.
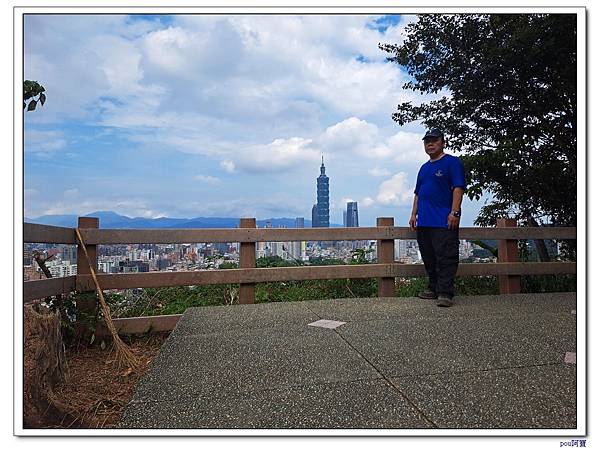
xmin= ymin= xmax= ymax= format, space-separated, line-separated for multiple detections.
xmin=118 ymin=292 xmax=577 ymax=430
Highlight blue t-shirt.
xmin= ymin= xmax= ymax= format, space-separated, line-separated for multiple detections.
xmin=414 ymin=154 xmax=466 ymax=228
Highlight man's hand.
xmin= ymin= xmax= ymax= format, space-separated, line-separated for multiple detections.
xmin=409 ymin=214 xmax=417 ymax=231
xmin=447 ymin=213 xmax=460 ymax=230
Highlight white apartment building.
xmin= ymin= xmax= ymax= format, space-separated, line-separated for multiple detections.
xmin=395 ymin=239 xmax=408 ymax=260
xmin=46 ymin=261 xmax=77 ymax=278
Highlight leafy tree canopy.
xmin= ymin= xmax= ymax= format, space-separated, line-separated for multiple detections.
xmin=24 ymin=80 xmax=46 ymax=111
xmin=380 ymin=14 xmax=576 ymax=229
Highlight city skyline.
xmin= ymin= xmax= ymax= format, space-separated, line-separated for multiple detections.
xmin=24 ymin=236 xmax=492 ymax=281
xmin=23 ymin=13 xmax=486 ymax=227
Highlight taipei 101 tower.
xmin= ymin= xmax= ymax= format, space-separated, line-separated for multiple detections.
xmin=312 ymin=156 xmax=330 ymax=228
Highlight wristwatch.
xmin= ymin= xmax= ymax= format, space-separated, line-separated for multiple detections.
xmin=451 ymin=210 xmax=461 ymax=218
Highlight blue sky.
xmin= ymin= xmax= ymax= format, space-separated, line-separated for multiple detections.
xmin=24 ymin=14 xmax=485 ymax=226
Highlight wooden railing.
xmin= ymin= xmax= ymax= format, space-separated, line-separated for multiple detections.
xmin=23 ymin=217 xmax=577 ymax=304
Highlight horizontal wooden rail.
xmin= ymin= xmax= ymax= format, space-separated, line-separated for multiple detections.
xmin=22 ymin=261 xmax=575 ymax=302
xmin=95 ymin=314 xmax=182 ymax=337
xmin=389 ymin=262 xmax=576 ymax=277
xmin=458 ymin=227 xmax=576 ymax=240
xmin=75 ymin=262 xmax=576 ymax=291
xmin=76 ymin=264 xmax=391 ymax=291
xmin=24 ymin=223 xmax=77 ymax=244
xmin=78 ymin=227 xmax=394 ymax=244
xmin=23 ymin=276 xmax=77 ymax=303
xmin=75 ymin=226 xmax=576 ymax=245
xmin=23 ymin=222 xmax=576 ymax=245
xmin=456 ymin=261 xmax=575 ymax=276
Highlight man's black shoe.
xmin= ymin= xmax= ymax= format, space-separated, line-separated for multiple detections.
xmin=418 ymin=290 xmax=437 ymax=300
xmin=436 ymin=295 xmax=453 ymax=307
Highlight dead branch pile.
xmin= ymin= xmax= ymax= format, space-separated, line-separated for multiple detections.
xmin=23 ymin=303 xmax=75 ymax=428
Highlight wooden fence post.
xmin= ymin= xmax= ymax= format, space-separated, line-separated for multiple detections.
xmin=75 ymin=216 xmax=99 ymax=340
xmin=377 ymin=217 xmax=395 ymax=297
xmin=77 ymin=217 xmax=99 ymax=282
xmin=239 ymin=218 xmax=256 ymax=304
xmin=496 ymin=218 xmax=521 ymax=294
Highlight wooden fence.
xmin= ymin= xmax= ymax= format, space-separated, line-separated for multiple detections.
xmin=23 ymin=216 xmax=577 ymax=305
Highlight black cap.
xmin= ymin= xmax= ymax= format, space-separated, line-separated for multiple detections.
xmin=422 ymin=129 xmax=444 ymax=140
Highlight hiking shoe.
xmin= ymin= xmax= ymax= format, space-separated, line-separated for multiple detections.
xmin=418 ymin=290 xmax=437 ymax=300
xmin=436 ymin=295 xmax=453 ymax=307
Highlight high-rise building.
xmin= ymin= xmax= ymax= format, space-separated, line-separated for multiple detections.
xmin=23 ymin=248 xmax=33 ymax=266
xmin=314 ymin=156 xmax=330 ymax=228
xmin=395 ymin=239 xmax=408 ymax=259
xmin=262 ymin=221 xmax=273 ymax=257
xmin=346 ymin=201 xmax=359 ymax=227
xmin=157 ymin=258 xmax=171 ymax=271
xmin=292 ymin=218 xmax=306 ymax=260
xmin=311 ymin=204 xmax=319 ymax=227
xmin=61 ymin=245 xmax=77 ymax=264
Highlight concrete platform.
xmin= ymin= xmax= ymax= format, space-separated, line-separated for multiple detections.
xmin=118 ymin=293 xmax=577 ymax=429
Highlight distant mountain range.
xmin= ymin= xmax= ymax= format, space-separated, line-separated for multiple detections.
xmin=24 ymin=210 xmax=344 ymax=229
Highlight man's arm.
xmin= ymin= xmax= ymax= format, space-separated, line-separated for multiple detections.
xmin=447 ymin=187 xmax=464 ymax=230
xmin=452 ymin=187 xmax=464 ymax=212
xmin=409 ymin=194 xmax=418 ymax=230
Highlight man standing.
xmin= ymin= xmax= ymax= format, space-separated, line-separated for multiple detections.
xmin=409 ymin=129 xmax=466 ymax=307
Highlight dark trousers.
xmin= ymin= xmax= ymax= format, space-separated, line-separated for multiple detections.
xmin=416 ymin=227 xmax=459 ymax=298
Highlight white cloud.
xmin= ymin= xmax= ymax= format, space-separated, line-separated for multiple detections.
xmin=221 ymin=159 xmax=236 ymax=173
xmin=194 ymin=175 xmax=221 ymax=185
xmin=319 ymin=117 xmax=379 ymax=155
xmin=362 ymin=197 xmax=375 ymax=207
xmin=307 ymin=59 xmax=411 ymax=117
xmin=142 ymin=27 xmax=192 ymax=75
xmin=92 ymin=35 xmax=143 ymax=93
xmin=374 ymin=172 xmax=414 ymax=206
xmin=142 ymin=20 xmax=243 ymax=82
xmin=388 ymin=131 xmax=425 ymax=163
xmin=229 ymin=137 xmax=320 ymax=173
xmin=24 ymin=15 xmax=422 ymax=126
xmin=318 ymin=118 xmax=426 ymax=164
xmin=222 ymin=15 xmax=417 ymax=118
xmin=368 ymin=167 xmax=392 ymax=177
xmin=63 ymin=188 xmax=79 ymax=199
xmin=24 ymin=130 xmax=66 ymax=153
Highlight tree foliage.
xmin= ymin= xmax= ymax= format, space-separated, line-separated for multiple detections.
xmin=380 ymin=14 xmax=576 ymax=233
xmin=24 ymin=80 xmax=46 ymax=111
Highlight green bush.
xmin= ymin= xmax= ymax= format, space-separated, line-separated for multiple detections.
xmin=255 ymin=278 xmax=377 ymax=303
xmin=455 ymin=276 xmax=499 ymax=295
xmin=396 ymin=276 xmax=499 ymax=296
xmin=521 ymin=274 xmax=576 ymax=293
xmin=104 ymin=284 xmax=238 ymax=317
xmin=395 ymin=277 xmax=429 ymax=297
